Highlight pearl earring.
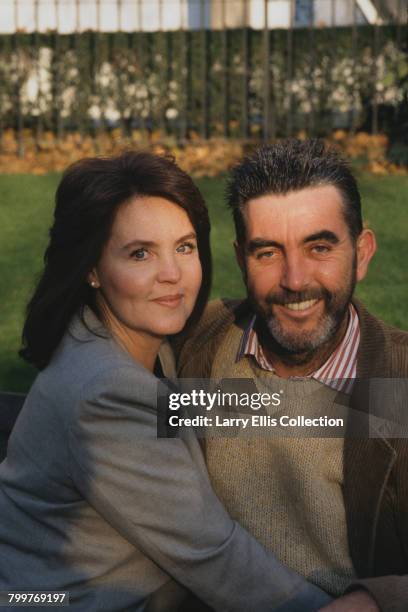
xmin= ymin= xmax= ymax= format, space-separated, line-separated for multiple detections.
xmin=90 ymin=281 xmax=98 ymax=288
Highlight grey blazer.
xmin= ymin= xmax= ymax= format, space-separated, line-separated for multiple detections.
xmin=0 ymin=309 xmax=330 ymax=612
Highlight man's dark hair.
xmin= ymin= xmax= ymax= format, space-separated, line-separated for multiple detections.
xmin=20 ymin=151 xmax=212 ymax=370
xmin=227 ymin=139 xmax=363 ymax=244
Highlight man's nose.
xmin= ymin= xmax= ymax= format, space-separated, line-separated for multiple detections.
xmin=157 ymin=254 xmax=182 ymax=283
xmin=280 ymin=252 xmax=311 ymax=292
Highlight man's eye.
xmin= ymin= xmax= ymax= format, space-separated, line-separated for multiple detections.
xmin=130 ymin=248 xmax=148 ymax=260
xmin=176 ymin=242 xmax=196 ymax=254
xmin=312 ymin=245 xmax=330 ymax=253
xmin=256 ymin=251 xmax=275 ymax=260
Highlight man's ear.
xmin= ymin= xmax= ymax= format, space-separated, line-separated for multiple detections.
xmin=356 ymin=229 xmax=377 ymax=282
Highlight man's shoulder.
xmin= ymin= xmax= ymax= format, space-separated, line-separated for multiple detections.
xmin=354 ymin=299 xmax=408 ymax=376
xmin=175 ymin=298 xmax=251 ymax=377
xmin=198 ymin=298 xmax=250 ymax=332
xmin=356 ymin=300 xmax=408 ymax=343
xmin=379 ymin=317 xmax=408 ymax=375
xmin=382 ymin=320 xmax=408 ymax=346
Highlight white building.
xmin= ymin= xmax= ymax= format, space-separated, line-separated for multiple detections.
xmin=1 ymin=0 xmax=198 ymax=33
xmin=211 ymin=0 xmax=404 ymax=27
xmin=0 ymin=0 xmax=403 ymax=33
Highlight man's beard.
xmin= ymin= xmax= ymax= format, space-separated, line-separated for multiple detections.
xmin=249 ymin=258 xmax=357 ymax=366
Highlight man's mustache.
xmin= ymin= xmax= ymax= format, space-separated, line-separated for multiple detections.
xmin=264 ymin=288 xmax=331 ymax=306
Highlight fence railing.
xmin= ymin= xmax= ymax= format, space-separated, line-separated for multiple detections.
xmin=0 ymin=0 xmax=406 ymax=156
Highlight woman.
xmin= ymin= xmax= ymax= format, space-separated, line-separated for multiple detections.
xmin=0 ymin=152 xmax=330 ymax=611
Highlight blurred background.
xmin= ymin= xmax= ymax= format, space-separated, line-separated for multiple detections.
xmin=0 ymin=0 xmax=407 ymax=392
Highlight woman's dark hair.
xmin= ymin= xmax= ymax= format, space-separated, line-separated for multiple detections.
xmin=20 ymin=151 xmax=212 ymax=369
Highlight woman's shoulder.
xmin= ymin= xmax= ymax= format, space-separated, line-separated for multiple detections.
xmin=48 ymin=310 xmax=128 ymax=374
xmin=11 ymin=312 xmax=159 ymax=462
xmin=32 ymin=308 xmax=156 ymax=414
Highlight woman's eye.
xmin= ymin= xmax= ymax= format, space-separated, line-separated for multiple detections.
xmin=130 ymin=248 xmax=148 ymax=260
xmin=176 ymin=242 xmax=196 ymax=254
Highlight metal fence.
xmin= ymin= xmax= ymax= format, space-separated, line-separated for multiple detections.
xmin=0 ymin=0 xmax=406 ymax=155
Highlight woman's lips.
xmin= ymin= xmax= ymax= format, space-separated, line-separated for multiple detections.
xmin=151 ymin=294 xmax=184 ymax=308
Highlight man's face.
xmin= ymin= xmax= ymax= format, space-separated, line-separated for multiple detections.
xmin=237 ymin=185 xmax=373 ymax=360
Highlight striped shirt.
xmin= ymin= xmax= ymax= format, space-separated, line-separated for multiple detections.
xmin=237 ymin=304 xmax=360 ymax=394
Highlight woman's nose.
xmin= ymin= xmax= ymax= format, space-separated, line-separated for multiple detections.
xmin=156 ymin=255 xmax=182 ymax=283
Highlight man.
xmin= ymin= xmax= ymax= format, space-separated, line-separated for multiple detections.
xmin=177 ymin=140 xmax=408 ymax=612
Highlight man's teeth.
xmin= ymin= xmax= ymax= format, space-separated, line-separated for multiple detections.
xmin=283 ymin=299 xmax=319 ymax=311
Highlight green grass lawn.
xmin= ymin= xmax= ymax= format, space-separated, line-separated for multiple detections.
xmin=1 ymin=172 xmax=407 ymax=392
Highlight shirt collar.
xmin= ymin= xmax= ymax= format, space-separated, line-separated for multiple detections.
xmin=237 ymin=304 xmax=360 ymax=393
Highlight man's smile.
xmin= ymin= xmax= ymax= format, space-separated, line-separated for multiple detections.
xmin=272 ymin=298 xmax=324 ymax=322
xmin=281 ymin=298 xmax=319 ymax=312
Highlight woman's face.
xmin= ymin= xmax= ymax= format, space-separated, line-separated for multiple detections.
xmin=89 ymin=196 xmax=202 ymax=349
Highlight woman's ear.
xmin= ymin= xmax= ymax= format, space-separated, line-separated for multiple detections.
xmin=87 ymin=269 xmax=100 ymax=289
xmin=356 ymin=229 xmax=377 ymax=282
